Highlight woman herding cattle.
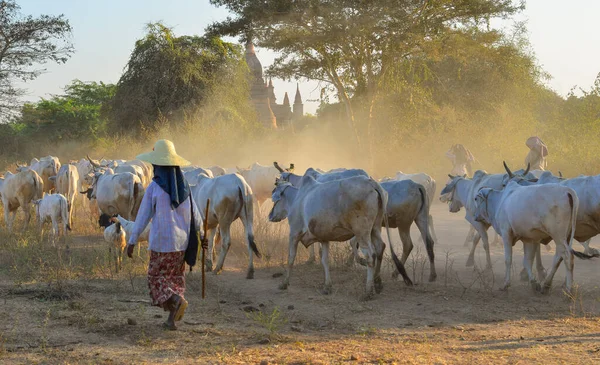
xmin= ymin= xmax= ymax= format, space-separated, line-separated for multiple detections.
xmin=525 ymin=136 xmax=548 ymax=170
xmin=126 ymin=139 xmax=204 ymax=330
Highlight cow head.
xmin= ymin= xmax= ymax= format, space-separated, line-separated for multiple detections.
xmin=98 ymin=213 xmax=117 ymax=228
xmin=80 ymin=171 xmax=102 ymax=200
xmin=440 ymin=175 xmax=465 ymax=213
xmin=501 ymin=161 xmax=532 ymax=187
xmin=15 ymin=163 xmax=28 ymax=172
xmin=269 ymin=183 xmax=294 ymax=222
xmin=473 ymin=188 xmax=493 ymax=224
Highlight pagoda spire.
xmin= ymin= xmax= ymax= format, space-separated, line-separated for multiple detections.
xmin=283 ymin=92 xmax=290 ymax=106
xmin=294 ymin=83 xmax=302 ymax=104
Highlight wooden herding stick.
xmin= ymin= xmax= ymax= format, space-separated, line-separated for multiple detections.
xmin=201 ymin=199 xmax=210 ymax=299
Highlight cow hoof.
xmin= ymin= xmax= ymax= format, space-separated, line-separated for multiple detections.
xmin=246 ymin=269 xmax=254 ymax=280
xmin=374 ymin=280 xmax=383 ymax=294
xmin=530 ymin=281 xmax=541 ymax=292
xmin=429 ymin=273 xmax=437 ymax=282
xmin=213 ymin=269 xmax=222 ymax=276
xmin=391 ymin=270 xmax=399 ymax=279
xmin=465 ymin=258 xmax=474 ymax=267
xmin=499 ymin=284 xmax=509 ymax=291
xmin=279 ymin=283 xmax=289 ymax=290
xmin=519 ymin=270 xmax=529 ymax=282
xmin=539 ymin=284 xmax=551 ymax=294
xmin=321 ymin=286 xmax=332 ymax=295
xmin=361 ymin=292 xmax=374 ymax=301
xmin=357 ymin=258 xmax=368 ymax=267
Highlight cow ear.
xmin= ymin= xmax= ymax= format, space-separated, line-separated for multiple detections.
xmin=49 ymin=176 xmax=56 ymax=182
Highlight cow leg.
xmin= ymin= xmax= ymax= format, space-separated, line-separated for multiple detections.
xmin=466 ymin=233 xmax=480 ymax=267
xmin=320 ymin=242 xmax=332 ymax=294
xmin=522 ymin=242 xmax=539 ymax=290
xmin=539 ymin=247 xmax=564 ymax=294
xmin=306 ymin=244 xmax=316 ymax=264
xmin=500 ymin=236 xmax=513 ymax=291
xmin=4 ymin=205 xmax=12 ymax=233
xmin=349 ymin=238 xmax=366 ymax=266
xmin=580 ymin=239 xmax=599 ymax=256
xmin=415 ymin=215 xmax=436 ymax=282
xmin=22 ymin=203 xmax=31 ymax=232
xmin=280 ymin=234 xmax=301 ymax=290
xmin=428 ymin=214 xmax=439 ymax=244
xmin=466 ymin=219 xmax=492 ymax=269
xmin=372 ymin=231 xmax=385 ymax=294
xmin=357 ymin=233 xmax=377 ymax=300
xmin=245 ymin=233 xmax=255 ymax=280
xmin=464 ymin=227 xmax=476 ymax=247
xmin=214 ymin=223 xmax=232 ymax=275
xmin=392 ymin=229 xmax=413 ymax=279
xmin=561 ymin=242 xmax=575 ymax=294
xmin=52 ymin=219 xmax=59 ymax=247
xmin=535 ymin=244 xmax=547 ymax=282
xmin=205 ymin=227 xmax=217 ymax=272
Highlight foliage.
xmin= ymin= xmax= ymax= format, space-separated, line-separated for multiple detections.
xmin=0 ymin=0 xmax=73 ymax=118
xmin=109 ymin=22 xmax=254 ymax=137
xmin=208 ymin=0 xmax=524 ymax=163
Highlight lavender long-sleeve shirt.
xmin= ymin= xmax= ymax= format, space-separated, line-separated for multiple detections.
xmin=128 ymin=181 xmax=203 ymax=252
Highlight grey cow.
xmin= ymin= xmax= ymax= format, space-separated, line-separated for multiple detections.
xmin=268 ymin=175 xmax=412 ymax=299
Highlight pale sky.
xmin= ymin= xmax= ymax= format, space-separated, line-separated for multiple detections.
xmin=15 ymin=0 xmax=600 ymax=114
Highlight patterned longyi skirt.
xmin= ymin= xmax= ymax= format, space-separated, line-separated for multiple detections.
xmin=147 ymin=251 xmax=186 ymax=307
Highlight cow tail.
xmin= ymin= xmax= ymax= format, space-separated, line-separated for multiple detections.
xmin=568 ymin=190 xmax=599 ymax=259
xmin=61 ymin=196 xmax=71 ymax=231
xmin=372 ymin=179 xmax=413 ymax=286
xmin=238 ymin=182 xmax=261 ymax=258
xmin=417 ymin=185 xmax=435 ymax=265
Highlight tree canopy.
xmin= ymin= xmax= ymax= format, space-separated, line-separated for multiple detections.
xmin=208 ymin=0 xmax=525 ymax=161
xmin=108 ymin=22 xmax=251 ymax=136
xmin=0 ymin=0 xmax=73 ymax=118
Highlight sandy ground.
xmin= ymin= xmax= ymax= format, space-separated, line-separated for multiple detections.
xmin=0 ymin=203 xmax=599 ymax=364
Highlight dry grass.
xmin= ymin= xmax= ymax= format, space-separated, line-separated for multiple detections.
xmin=0 ymin=204 xmax=599 ymax=364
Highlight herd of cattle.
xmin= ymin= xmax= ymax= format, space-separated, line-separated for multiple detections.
xmin=0 ymin=155 xmax=599 ymax=299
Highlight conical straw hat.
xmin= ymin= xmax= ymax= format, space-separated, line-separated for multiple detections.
xmin=136 ymin=139 xmax=191 ymax=167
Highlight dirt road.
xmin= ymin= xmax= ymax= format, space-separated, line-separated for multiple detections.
xmin=0 ymin=204 xmax=599 ymax=364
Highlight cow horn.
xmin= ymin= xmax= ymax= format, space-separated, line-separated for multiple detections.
xmin=523 ymin=162 xmax=531 ymax=176
xmin=288 ymin=163 xmax=295 ymax=172
xmin=273 ymin=162 xmax=284 ymax=173
xmin=448 ymin=174 xmax=455 ymax=179
xmin=87 ymin=155 xmax=100 ymax=168
xmin=503 ymin=161 xmax=514 ymax=178
xmin=559 ymin=171 xmax=563 ymax=178
xmin=79 ymin=189 xmax=89 ymax=194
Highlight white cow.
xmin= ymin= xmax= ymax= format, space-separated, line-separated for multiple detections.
xmin=191 ymin=173 xmax=260 ymax=278
xmin=237 ymin=162 xmax=291 ymax=209
xmin=0 ymin=170 xmax=44 ymax=232
xmin=33 ymin=193 xmax=70 ymax=241
xmin=50 ymin=164 xmax=79 ymax=229
xmin=184 ymin=167 xmax=214 ymax=185
xmin=440 ymin=170 xmax=509 ymax=269
xmin=103 ymin=219 xmax=127 ymax=272
xmin=474 ymin=181 xmax=598 ymax=293
xmin=508 ymin=170 xmax=600 ymax=256
xmin=81 ymin=170 xmax=144 ymax=220
xmin=207 ymin=166 xmax=226 ymax=177
xmin=268 ymin=175 xmax=413 ymax=299
xmin=277 ymin=167 xmax=369 ymax=263
xmin=17 ymin=156 xmax=61 ymax=194
xmin=124 ymin=160 xmax=153 ymax=187
xmin=393 ymin=171 xmax=438 ymax=243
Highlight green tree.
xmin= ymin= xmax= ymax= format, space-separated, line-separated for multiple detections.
xmin=14 ymin=79 xmax=116 ymax=141
xmin=0 ymin=0 xmax=73 ymax=118
xmin=208 ymin=0 xmax=523 ymax=162
xmin=109 ymin=22 xmax=250 ymax=137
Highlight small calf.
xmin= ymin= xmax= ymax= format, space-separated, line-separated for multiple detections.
xmin=33 ymin=194 xmax=71 ymax=243
xmin=103 ymin=218 xmax=127 ymax=273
